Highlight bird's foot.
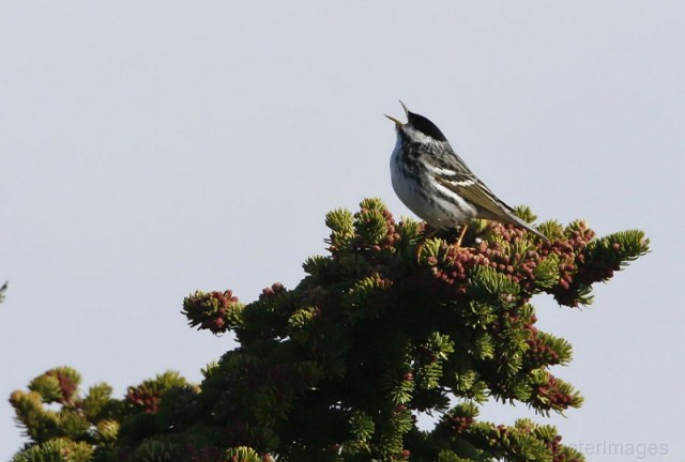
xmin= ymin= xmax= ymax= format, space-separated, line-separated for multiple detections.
xmin=455 ymin=224 xmax=469 ymax=248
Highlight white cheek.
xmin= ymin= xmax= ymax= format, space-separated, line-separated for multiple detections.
xmin=404 ymin=127 xmax=438 ymax=145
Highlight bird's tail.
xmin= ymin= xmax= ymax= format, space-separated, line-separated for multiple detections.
xmin=503 ymin=212 xmax=549 ymax=242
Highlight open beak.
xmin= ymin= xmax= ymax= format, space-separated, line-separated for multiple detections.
xmin=384 ymin=100 xmax=409 ymax=126
xmin=384 ymin=114 xmax=403 ymax=126
xmin=398 ymin=100 xmax=409 ymax=117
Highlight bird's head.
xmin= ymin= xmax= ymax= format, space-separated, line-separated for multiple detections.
xmin=385 ymin=101 xmax=448 ymax=143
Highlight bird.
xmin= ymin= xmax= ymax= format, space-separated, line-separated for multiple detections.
xmin=386 ymin=101 xmax=548 ymax=251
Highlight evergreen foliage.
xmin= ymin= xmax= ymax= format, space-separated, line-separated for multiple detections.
xmin=8 ymin=199 xmax=649 ymax=462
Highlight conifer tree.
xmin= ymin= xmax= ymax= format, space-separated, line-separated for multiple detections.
xmin=8 ymin=199 xmax=649 ymax=462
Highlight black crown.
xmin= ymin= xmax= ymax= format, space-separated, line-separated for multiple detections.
xmin=407 ymin=112 xmax=447 ymax=142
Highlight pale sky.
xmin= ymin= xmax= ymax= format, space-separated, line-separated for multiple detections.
xmin=2 ymin=2 xmax=684 ymax=461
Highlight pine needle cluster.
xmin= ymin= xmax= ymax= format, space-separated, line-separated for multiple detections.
xmin=8 ymin=199 xmax=649 ymax=462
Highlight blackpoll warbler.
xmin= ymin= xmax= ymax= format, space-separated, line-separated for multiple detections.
xmin=387 ymin=102 xmax=548 ymax=246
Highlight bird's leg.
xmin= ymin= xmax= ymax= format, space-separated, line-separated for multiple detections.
xmin=456 ymin=224 xmax=469 ymax=248
xmin=415 ymin=225 xmax=439 ymax=262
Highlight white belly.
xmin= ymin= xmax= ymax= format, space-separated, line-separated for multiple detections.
xmin=390 ymin=139 xmax=475 ymax=229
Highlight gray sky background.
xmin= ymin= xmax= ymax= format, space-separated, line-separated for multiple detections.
xmin=1 ymin=2 xmax=683 ymax=461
